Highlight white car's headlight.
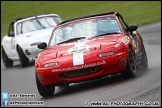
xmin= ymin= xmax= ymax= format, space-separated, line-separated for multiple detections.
xmin=30 ymin=42 xmax=42 ymax=46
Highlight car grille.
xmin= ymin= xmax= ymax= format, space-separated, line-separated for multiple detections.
xmin=64 ymin=66 xmax=102 ymax=78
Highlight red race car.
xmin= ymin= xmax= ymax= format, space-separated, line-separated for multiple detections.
xmin=35 ymin=12 xmax=148 ymax=97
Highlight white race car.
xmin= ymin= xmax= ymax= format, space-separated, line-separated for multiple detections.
xmin=1 ymin=14 xmax=62 ymax=67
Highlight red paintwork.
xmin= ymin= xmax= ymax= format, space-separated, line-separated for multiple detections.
xmin=35 ymin=15 xmax=143 ymax=86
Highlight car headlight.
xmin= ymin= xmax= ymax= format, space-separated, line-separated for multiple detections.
xmin=98 ymin=51 xmax=115 ymax=58
xmin=30 ymin=42 xmax=42 ymax=46
xmin=44 ymin=62 xmax=59 ymax=68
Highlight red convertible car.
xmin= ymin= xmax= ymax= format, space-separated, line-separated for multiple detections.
xmin=35 ymin=12 xmax=148 ymax=97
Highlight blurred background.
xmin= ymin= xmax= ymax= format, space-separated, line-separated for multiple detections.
xmin=1 ymin=1 xmax=161 ymax=39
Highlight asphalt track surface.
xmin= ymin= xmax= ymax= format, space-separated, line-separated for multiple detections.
xmin=1 ymin=22 xmax=161 ymax=107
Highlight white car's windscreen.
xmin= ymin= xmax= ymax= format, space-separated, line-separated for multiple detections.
xmin=16 ymin=16 xmax=62 ymax=35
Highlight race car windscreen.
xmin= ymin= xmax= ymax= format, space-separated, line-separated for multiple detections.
xmin=49 ymin=17 xmax=122 ymax=46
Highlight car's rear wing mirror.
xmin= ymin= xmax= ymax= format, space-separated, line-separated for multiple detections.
xmin=128 ymin=25 xmax=138 ymax=31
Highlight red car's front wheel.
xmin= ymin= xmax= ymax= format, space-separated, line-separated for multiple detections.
xmin=121 ymin=47 xmax=137 ymax=78
xmin=36 ymin=72 xmax=55 ymax=97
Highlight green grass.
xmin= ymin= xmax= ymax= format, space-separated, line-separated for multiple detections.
xmin=1 ymin=1 xmax=161 ymax=38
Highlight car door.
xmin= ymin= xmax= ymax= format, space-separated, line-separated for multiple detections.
xmin=3 ymin=22 xmax=17 ymax=58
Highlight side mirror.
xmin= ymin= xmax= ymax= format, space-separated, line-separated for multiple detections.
xmin=128 ymin=24 xmax=138 ymax=31
xmin=8 ymin=31 xmax=15 ymax=37
xmin=38 ymin=42 xmax=47 ymax=49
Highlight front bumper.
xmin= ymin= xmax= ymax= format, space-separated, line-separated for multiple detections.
xmin=36 ymin=51 xmax=128 ymax=86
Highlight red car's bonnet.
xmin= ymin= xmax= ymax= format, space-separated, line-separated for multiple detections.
xmin=41 ymin=34 xmax=121 ymax=61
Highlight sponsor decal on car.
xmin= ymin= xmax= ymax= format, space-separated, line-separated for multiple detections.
xmin=122 ymin=36 xmax=130 ymax=45
xmin=52 ymin=60 xmax=106 ymax=72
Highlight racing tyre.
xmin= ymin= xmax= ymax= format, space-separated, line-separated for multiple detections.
xmin=141 ymin=44 xmax=148 ymax=70
xmin=17 ymin=46 xmax=29 ymax=67
xmin=36 ymin=73 xmax=55 ymax=97
xmin=2 ymin=47 xmax=13 ymax=68
xmin=122 ymin=47 xmax=137 ymax=78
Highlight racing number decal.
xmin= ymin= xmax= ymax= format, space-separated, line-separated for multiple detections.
xmin=68 ymin=40 xmax=90 ymax=66
xmin=68 ymin=45 xmax=90 ymax=54
xmin=72 ymin=42 xmax=85 ymax=66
